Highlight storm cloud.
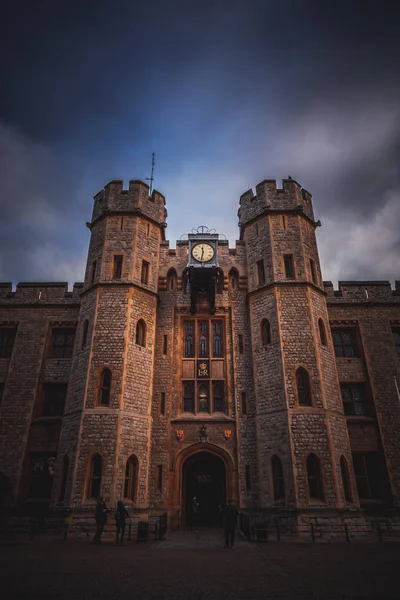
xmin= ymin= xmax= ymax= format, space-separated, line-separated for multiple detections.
xmin=0 ymin=0 xmax=399 ymax=286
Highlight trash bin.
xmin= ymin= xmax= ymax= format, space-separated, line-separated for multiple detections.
xmin=137 ymin=521 xmax=149 ymax=541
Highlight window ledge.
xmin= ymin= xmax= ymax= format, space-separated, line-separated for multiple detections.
xmin=308 ymin=499 xmax=326 ymax=507
xmin=345 ymin=415 xmax=375 ymax=424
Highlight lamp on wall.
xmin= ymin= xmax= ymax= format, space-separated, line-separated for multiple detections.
xmin=199 ymin=425 xmax=208 ymax=444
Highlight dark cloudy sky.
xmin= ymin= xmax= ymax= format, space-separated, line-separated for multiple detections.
xmin=1 ymin=0 xmax=399 ymax=286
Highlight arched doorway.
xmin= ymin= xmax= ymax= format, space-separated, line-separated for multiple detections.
xmin=182 ymin=451 xmax=226 ymax=527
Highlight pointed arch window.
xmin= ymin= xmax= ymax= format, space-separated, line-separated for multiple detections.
xmin=135 ymin=319 xmax=146 ymax=347
xmin=229 ymin=268 xmax=239 ymax=290
xmin=340 ymin=455 xmax=352 ymax=503
xmin=124 ymin=455 xmax=138 ymax=502
xmin=184 ymin=322 xmax=194 ymax=357
xmin=89 ymin=454 xmax=102 ymax=500
xmin=307 ymin=454 xmax=324 ymax=502
xmin=212 ymin=321 xmax=223 ymax=357
xmin=167 ymin=269 xmax=177 ymax=291
xmin=59 ymin=455 xmax=69 ymax=502
xmin=296 ymin=367 xmax=312 ymax=406
xmin=318 ymin=319 xmax=327 ymax=346
xmin=82 ymin=319 xmax=89 ymax=348
xmin=261 ymin=319 xmax=271 ymax=346
xmin=271 ymin=455 xmax=285 ymax=502
xmin=198 ymin=322 xmax=209 ymax=358
xmin=99 ymin=369 xmax=112 ymax=406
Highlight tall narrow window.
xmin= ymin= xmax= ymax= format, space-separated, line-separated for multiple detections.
xmin=82 ymin=319 xmax=89 ymax=348
xmin=141 ymin=260 xmax=149 ymax=285
xmin=216 ymin=269 xmax=224 ymax=294
xmin=120 ymin=217 xmax=124 ymax=231
xmin=90 ymin=260 xmax=96 ymax=284
xmin=167 ymin=269 xmax=177 ymax=290
xmin=124 ymin=455 xmax=137 ymax=501
xmin=296 ymin=367 xmax=312 ymax=406
xmin=135 ymin=319 xmax=146 ymax=347
xmin=113 ymin=255 xmax=123 ymax=279
xmin=59 ymin=455 xmax=69 ymax=502
xmin=241 ymin=391 xmax=247 ymax=415
xmin=160 ymin=392 xmax=166 ymax=416
xmin=281 ymin=215 xmax=286 ymax=229
xmin=52 ymin=328 xmax=76 ymax=358
xmin=212 ymin=321 xmax=223 ymax=357
xmin=229 ymin=268 xmax=239 ymax=290
xmin=184 ymin=322 xmax=194 ymax=357
xmin=147 ymin=223 xmax=151 ymax=236
xmin=99 ymin=369 xmax=112 ymax=406
xmin=183 ymin=382 xmax=194 ymax=413
xmin=261 ymin=319 xmax=271 ymax=346
xmin=245 ymin=465 xmax=252 ymax=491
xmin=163 ymin=334 xmax=168 ymax=355
xmin=257 ymin=260 xmax=265 ymax=285
xmin=310 ymin=259 xmax=317 ymax=284
xmin=157 ymin=465 xmax=163 ymax=492
xmin=272 ymin=455 xmax=285 ymax=502
xmin=238 ymin=334 xmax=244 ymax=354
xmin=198 ymin=322 xmax=209 ymax=358
xmin=306 ymin=454 xmax=324 ymax=502
xmin=284 ymin=255 xmax=294 ymax=278
xmin=318 ymin=319 xmax=327 ymax=345
xmin=392 ymin=327 xmax=400 ymax=357
xmin=89 ymin=455 xmax=102 ymax=500
xmin=0 ymin=327 xmax=17 ymax=358
xmin=213 ymin=381 xmax=224 ymax=412
xmin=198 ymin=383 xmax=209 ymax=413
xmin=340 ymin=455 xmax=352 ymax=503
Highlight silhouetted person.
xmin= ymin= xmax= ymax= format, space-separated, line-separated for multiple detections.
xmin=115 ymin=500 xmax=129 ymax=545
xmin=223 ymin=499 xmax=238 ymax=548
xmin=93 ymin=496 xmax=108 ymax=543
xmin=191 ymin=496 xmax=199 ymax=531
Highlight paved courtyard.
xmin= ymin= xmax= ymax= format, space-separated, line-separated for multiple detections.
xmin=1 ymin=529 xmax=399 ymax=599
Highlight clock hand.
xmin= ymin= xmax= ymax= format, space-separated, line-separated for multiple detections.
xmin=201 ymin=247 xmax=204 ymax=258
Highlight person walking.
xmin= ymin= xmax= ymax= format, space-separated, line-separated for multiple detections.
xmin=223 ymin=499 xmax=239 ymax=549
xmin=115 ymin=500 xmax=130 ymax=545
xmin=191 ymin=495 xmax=199 ymax=531
xmin=93 ymin=496 xmax=108 ymax=544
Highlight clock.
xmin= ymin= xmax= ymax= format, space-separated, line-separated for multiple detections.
xmin=192 ymin=243 xmax=215 ymax=263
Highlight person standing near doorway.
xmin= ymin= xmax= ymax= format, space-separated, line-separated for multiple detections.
xmin=115 ymin=500 xmax=130 ymax=545
xmin=93 ymin=496 xmax=109 ymax=544
xmin=191 ymin=495 xmax=199 ymax=531
xmin=223 ymin=499 xmax=238 ymax=548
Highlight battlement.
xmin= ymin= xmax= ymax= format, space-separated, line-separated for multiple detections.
xmin=238 ymin=178 xmax=315 ymax=227
xmin=92 ymin=179 xmax=167 ymax=226
xmin=0 ymin=282 xmax=83 ymax=304
xmin=324 ymin=280 xmax=400 ymax=303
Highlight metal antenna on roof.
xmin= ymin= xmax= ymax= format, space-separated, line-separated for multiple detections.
xmin=145 ymin=152 xmax=155 ymax=195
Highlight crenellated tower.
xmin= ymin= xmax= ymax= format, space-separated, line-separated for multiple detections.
xmin=56 ymin=180 xmax=166 ymax=511
xmin=239 ymin=179 xmax=357 ymax=513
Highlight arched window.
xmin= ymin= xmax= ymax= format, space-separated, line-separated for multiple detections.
xmin=318 ymin=319 xmax=327 ymax=346
xmin=135 ymin=319 xmax=146 ymax=347
xmin=182 ymin=269 xmax=190 ymax=294
xmin=229 ymin=268 xmax=239 ymax=290
xmin=89 ymin=454 xmax=102 ymax=500
xmin=271 ymin=455 xmax=285 ymax=502
xmin=184 ymin=322 xmax=194 ymax=357
xmin=81 ymin=319 xmax=89 ymax=348
xmin=99 ymin=369 xmax=112 ymax=406
xmin=216 ymin=269 xmax=224 ymax=294
xmin=212 ymin=321 xmax=223 ymax=357
xmin=261 ymin=319 xmax=271 ymax=346
xmin=124 ymin=455 xmax=138 ymax=502
xmin=296 ymin=367 xmax=312 ymax=406
xmin=167 ymin=269 xmax=177 ymax=291
xmin=306 ymin=454 xmax=324 ymax=502
xmin=59 ymin=455 xmax=69 ymax=502
xmin=340 ymin=455 xmax=352 ymax=503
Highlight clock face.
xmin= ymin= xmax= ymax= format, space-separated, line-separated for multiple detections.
xmin=192 ymin=243 xmax=215 ymax=263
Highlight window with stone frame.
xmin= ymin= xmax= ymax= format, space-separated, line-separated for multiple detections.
xmin=271 ymin=455 xmax=285 ymax=502
xmin=160 ymin=392 xmax=166 ymax=416
xmin=331 ymin=328 xmax=359 ymax=357
xmin=184 ymin=322 xmax=195 ymax=357
xmin=141 ymin=260 xmax=149 ymax=285
xmin=135 ymin=319 xmax=146 ymax=347
xmin=241 ymin=391 xmax=247 ymax=414
xmin=88 ymin=454 xmax=102 ymax=500
xmin=340 ymin=455 xmax=352 ymax=503
xmin=43 ymin=383 xmax=68 ymax=416
xmin=167 ymin=269 xmax=177 ymax=291
xmin=212 ymin=322 xmax=223 ymax=357
xmin=296 ymin=367 xmax=312 ymax=406
xmin=228 ymin=268 xmax=239 ymax=290
xmin=261 ymin=319 xmax=271 ymax=346
xmin=318 ymin=319 xmax=327 ymax=345
xmin=183 ymin=381 xmax=195 ymax=413
xmin=392 ymin=327 xmax=400 ymax=357
xmin=198 ymin=382 xmax=210 ymax=412
xmin=284 ymin=254 xmax=295 ymax=279
xmin=340 ymin=383 xmax=367 ymax=416
xmin=310 ymin=258 xmax=317 ymax=284
xmin=306 ymin=454 xmax=324 ymax=502
xmin=124 ymin=455 xmax=138 ymax=501
xmin=0 ymin=327 xmax=17 ymax=358
xmin=99 ymin=369 xmax=112 ymax=406
xmin=29 ymin=453 xmax=56 ymax=499
xmin=257 ymin=260 xmax=265 ymax=285
xmin=51 ymin=328 xmax=76 ymax=358
xmin=113 ymin=255 xmax=123 ymax=279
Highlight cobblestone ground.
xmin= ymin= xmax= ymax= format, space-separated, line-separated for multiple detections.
xmin=1 ymin=529 xmax=399 ymax=600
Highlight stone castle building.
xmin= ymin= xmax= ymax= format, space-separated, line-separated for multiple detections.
xmin=0 ymin=177 xmax=399 ymax=530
